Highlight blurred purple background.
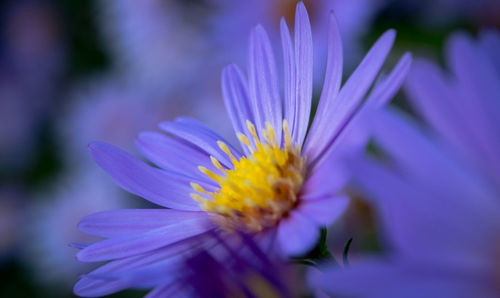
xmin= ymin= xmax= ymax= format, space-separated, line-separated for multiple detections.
xmin=0 ymin=0 xmax=498 ymax=297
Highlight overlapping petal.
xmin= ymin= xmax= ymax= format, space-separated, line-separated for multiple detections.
xmin=89 ymin=142 xmax=204 ymax=210
xmin=248 ymin=25 xmax=282 ymax=144
xmin=304 ymin=29 xmax=396 ymax=164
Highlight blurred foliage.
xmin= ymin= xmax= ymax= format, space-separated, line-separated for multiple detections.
xmin=54 ymin=0 xmax=109 ymax=78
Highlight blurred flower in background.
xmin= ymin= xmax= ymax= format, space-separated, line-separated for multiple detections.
xmin=312 ymin=29 xmax=500 ymax=297
xmin=0 ymin=0 xmax=66 ymax=168
xmin=59 ymin=74 xmax=190 ymax=168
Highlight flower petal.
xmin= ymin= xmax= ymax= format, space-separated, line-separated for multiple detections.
xmin=305 ymin=30 xmax=395 ymax=164
xmin=78 ymin=209 xmax=209 ymax=238
xmin=291 ymin=1 xmax=313 ymax=147
xmin=316 ymin=11 xmax=343 ymax=112
xmin=312 ymin=259 xmax=497 ymax=298
xmin=248 ymin=25 xmax=282 ymax=144
xmin=77 ymin=217 xmax=213 ymax=262
xmin=159 ymin=117 xmax=242 ymax=169
xmin=276 ymin=211 xmax=319 ymax=256
xmin=297 ymin=195 xmax=349 ymax=227
xmin=136 ymin=131 xmax=218 ymax=181
xmin=221 ymin=64 xmax=255 ymax=155
xmin=89 ymin=142 xmax=203 ymax=210
xmin=74 ymin=238 xmax=202 ymax=297
xmin=281 ymin=17 xmax=296 ymax=145
xmin=446 ymin=33 xmax=500 ymax=184
xmin=309 ymin=52 xmax=412 ymax=172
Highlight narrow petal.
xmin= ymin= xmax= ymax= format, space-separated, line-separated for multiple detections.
xmin=276 ymin=211 xmax=319 ymax=256
xmin=89 ymin=142 xmax=203 ymax=210
xmin=281 ymin=17 xmax=296 ymax=144
xmin=297 ymin=196 xmax=349 ymax=226
xmin=317 ymin=11 xmax=343 ymax=110
xmin=405 ymin=59 xmax=475 ymax=162
xmin=136 ymin=131 xmax=218 ymax=181
xmin=373 ymin=109 xmax=496 ymax=201
xmin=304 ymin=11 xmax=343 ymax=150
xmin=159 ymin=117 xmax=242 ymax=169
xmin=309 ymin=52 xmax=412 ymax=173
xmin=248 ymin=25 xmax=282 ymax=144
xmin=78 ymin=209 xmax=208 ymax=238
xmin=291 ymin=1 xmax=313 ymax=147
xmin=74 ymin=238 xmax=202 ymax=297
xmin=146 ymin=283 xmax=189 ymax=298
xmin=446 ymin=33 xmax=500 ymax=183
xmin=221 ymin=64 xmax=255 ymax=155
xmin=77 ymin=217 xmax=213 ymax=262
xmin=305 ymin=30 xmax=396 ymax=163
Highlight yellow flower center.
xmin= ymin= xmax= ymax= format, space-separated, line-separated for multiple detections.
xmin=190 ymin=120 xmax=306 ymax=233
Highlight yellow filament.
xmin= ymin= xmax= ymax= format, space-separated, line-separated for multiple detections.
xmin=191 ymin=120 xmax=305 ymax=233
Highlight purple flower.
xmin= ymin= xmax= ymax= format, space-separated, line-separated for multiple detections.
xmin=311 ymin=30 xmax=500 ymax=297
xmin=75 ymin=2 xmax=410 ymax=296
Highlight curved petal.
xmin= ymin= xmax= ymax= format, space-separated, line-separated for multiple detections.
xmin=304 ymin=30 xmax=396 ymax=164
xmin=89 ymin=142 xmax=203 ymax=210
xmin=159 ymin=117 xmax=242 ymax=169
xmin=78 ymin=209 xmax=208 ymax=238
xmin=297 ymin=195 xmax=349 ymax=227
xmin=221 ymin=64 xmax=255 ymax=155
xmin=304 ymin=11 xmax=343 ymax=151
xmin=248 ymin=25 xmax=282 ymax=144
xmin=276 ymin=211 xmax=319 ymax=256
xmin=446 ymin=33 xmax=500 ymax=183
xmin=309 ymin=52 xmax=412 ymax=172
xmin=74 ymin=238 xmax=204 ymax=297
xmin=77 ymin=216 xmax=214 ymax=262
xmin=291 ymin=1 xmax=313 ymax=147
xmin=136 ymin=131 xmax=219 ymax=182
xmin=317 ymin=11 xmax=343 ymax=109
xmin=281 ymin=17 xmax=296 ymax=145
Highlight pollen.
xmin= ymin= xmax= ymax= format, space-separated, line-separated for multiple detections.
xmin=191 ymin=120 xmax=306 ymax=233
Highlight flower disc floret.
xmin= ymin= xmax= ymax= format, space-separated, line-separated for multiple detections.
xmin=191 ymin=120 xmax=305 ymax=233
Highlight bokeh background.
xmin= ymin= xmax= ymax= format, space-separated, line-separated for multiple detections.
xmin=0 ymin=0 xmax=498 ymax=297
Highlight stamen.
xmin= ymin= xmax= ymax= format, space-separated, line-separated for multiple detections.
xmin=237 ymin=133 xmax=253 ymax=152
xmin=210 ymin=156 xmax=225 ymax=172
xmin=217 ymin=141 xmax=238 ymax=164
xmin=246 ymin=120 xmax=262 ymax=150
xmin=192 ymin=121 xmax=305 ymax=233
xmin=198 ymin=166 xmax=222 ymax=183
xmin=190 ymin=182 xmax=209 ymax=194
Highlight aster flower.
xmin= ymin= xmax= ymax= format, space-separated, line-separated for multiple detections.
xmin=311 ymin=30 xmax=500 ymax=297
xmin=75 ymin=2 xmax=410 ymax=296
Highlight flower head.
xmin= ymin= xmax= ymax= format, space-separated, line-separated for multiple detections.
xmin=75 ymin=2 xmax=410 ymax=296
xmin=312 ymin=29 xmax=500 ymax=297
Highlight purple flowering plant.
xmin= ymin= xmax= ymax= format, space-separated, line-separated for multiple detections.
xmin=312 ymin=30 xmax=500 ymax=297
xmin=74 ymin=2 xmax=410 ymax=296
